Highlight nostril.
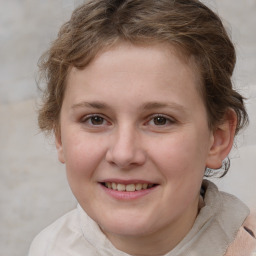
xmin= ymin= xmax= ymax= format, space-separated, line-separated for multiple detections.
xmin=106 ymin=147 xmax=146 ymax=168
xmin=105 ymin=130 xmax=147 ymax=168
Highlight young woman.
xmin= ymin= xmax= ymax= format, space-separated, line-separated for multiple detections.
xmin=29 ymin=1 xmax=256 ymax=255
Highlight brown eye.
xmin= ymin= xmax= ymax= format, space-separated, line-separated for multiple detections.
xmin=153 ymin=116 xmax=167 ymax=125
xmin=146 ymin=114 xmax=175 ymax=128
xmin=81 ymin=114 xmax=111 ymax=129
xmin=90 ymin=116 xmax=105 ymax=125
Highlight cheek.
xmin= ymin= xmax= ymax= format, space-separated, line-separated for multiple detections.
xmin=150 ymin=131 xmax=209 ymax=178
xmin=62 ymin=133 xmax=107 ymax=179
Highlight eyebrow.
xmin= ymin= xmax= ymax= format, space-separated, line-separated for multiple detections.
xmin=71 ymin=101 xmax=109 ymax=110
xmin=142 ymin=102 xmax=187 ymax=114
xmin=71 ymin=101 xmax=187 ymax=114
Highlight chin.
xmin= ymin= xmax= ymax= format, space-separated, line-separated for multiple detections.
xmin=96 ymin=214 xmax=158 ymax=237
xmin=102 ymin=224 xmax=152 ymax=237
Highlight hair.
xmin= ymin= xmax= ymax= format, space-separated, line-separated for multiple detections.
xmin=38 ymin=0 xmax=248 ymax=175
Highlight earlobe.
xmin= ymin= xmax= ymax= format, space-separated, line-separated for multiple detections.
xmin=206 ymin=110 xmax=237 ymax=169
xmin=55 ymin=132 xmax=65 ymax=164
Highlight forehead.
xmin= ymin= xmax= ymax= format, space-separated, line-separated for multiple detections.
xmin=70 ymin=42 xmax=202 ymax=87
xmin=64 ymin=43 xmax=205 ymax=114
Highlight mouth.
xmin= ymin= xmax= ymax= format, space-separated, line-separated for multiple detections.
xmin=100 ymin=182 xmax=158 ymax=192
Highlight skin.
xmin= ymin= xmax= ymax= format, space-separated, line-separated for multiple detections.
xmin=56 ymin=42 xmax=236 ymax=255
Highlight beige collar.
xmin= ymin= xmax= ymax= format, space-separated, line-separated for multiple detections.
xmin=165 ymin=180 xmax=249 ymax=256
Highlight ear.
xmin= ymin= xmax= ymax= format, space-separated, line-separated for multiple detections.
xmin=206 ymin=109 xmax=237 ymax=169
xmin=55 ymin=131 xmax=65 ymax=164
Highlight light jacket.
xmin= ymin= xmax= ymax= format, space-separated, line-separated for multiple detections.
xmin=225 ymin=213 xmax=256 ymax=256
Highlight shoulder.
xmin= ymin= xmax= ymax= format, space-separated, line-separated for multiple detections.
xmin=201 ymin=180 xmax=256 ymax=255
xmin=225 ymin=213 xmax=256 ymax=256
xmin=28 ymin=208 xmax=80 ymax=256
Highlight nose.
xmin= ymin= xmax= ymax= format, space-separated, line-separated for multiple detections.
xmin=105 ymin=125 xmax=146 ymax=169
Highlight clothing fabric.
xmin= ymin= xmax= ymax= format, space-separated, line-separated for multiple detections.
xmin=28 ymin=180 xmax=256 ymax=256
xmin=225 ymin=214 xmax=256 ymax=256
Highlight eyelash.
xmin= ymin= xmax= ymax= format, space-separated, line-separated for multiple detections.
xmin=80 ymin=113 xmax=175 ymax=128
xmin=81 ymin=114 xmax=110 ymax=127
xmin=146 ymin=114 xmax=175 ymax=127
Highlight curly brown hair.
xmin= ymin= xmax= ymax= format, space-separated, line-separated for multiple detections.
xmin=38 ymin=0 xmax=248 ymax=174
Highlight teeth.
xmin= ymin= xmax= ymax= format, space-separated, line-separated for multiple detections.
xmin=112 ymin=182 xmax=117 ymax=190
xmin=126 ymin=184 xmax=135 ymax=192
xmin=135 ymin=183 xmax=142 ymax=191
xmin=117 ymin=184 xmax=125 ymax=191
xmin=142 ymin=183 xmax=148 ymax=189
xmin=104 ymin=182 xmax=154 ymax=191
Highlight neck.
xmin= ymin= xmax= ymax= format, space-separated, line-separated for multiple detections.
xmin=105 ymin=198 xmax=199 ymax=256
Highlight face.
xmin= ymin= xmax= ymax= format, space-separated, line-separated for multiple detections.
xmin=57 ymin=43 xmax=216 ymax=241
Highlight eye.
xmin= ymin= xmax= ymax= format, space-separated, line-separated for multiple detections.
xmin=147 ymin=114 xmax=175 ymax=127
xmin=152 ymin=116 xmax=168 ymax=125
xmin=81 ymin=114 xmax=109 ymax=126
xmin=89 ymin=116 xmax=105 ymax=125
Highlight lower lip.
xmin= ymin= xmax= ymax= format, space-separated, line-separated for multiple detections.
xmin=100 ymin=184 xmax=158 ymax=200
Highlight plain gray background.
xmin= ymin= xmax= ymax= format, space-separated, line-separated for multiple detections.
xmin=0 ymin=1 xmax=255 ymax=255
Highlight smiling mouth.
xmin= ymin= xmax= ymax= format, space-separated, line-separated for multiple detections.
xmin=101 ymin=182 xmax=158 ymax=192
